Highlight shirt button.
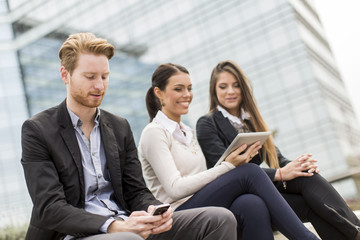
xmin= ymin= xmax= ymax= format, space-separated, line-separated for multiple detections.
xmin=98 ymin=174 xmax=102 ymax=179
xmin=92 ymin=152 xmax=96 ymax=157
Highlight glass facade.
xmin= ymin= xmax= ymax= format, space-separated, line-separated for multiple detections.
xmin=0 ymin=0 xmax=32 ymax=227
xmin=1 ymin=0 xmax=360 ymax=227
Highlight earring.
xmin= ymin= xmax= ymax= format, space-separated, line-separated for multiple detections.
xmin=160 ymin=100 xmax=165 ymax=107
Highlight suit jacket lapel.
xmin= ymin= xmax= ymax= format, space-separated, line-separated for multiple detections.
xmin=213 ymin=110 xmax=238 ymax=143
xmin=57 ymin=100 xmax=85 ymax=194
xmin=99 ymin=113 xmax=129 ymax=211
xmin=99 ymin=113 xmax=122 ymax=183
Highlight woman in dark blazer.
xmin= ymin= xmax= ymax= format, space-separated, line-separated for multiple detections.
xmin=196 ymin=60 xmax=360 ymax=240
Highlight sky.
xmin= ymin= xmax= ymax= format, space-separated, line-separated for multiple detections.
xmin=313 ymin=1 xmax=360 ymax=123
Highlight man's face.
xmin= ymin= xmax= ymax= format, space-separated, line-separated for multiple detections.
xmin=65 ymin=53 xmax=110 ymax=109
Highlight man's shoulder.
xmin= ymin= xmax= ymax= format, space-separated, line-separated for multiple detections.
xmin=100 ymin=108 xmax=128 ymax=124
xmin=21 ymin=103 xmax=65 ymax=140
xmin=30 ymin=105 xmax=60 ymax=119
xmin=99 ymin=109 xmax=133 ymax=134
xmin=25 ymin=104 xmax=63 ymax=127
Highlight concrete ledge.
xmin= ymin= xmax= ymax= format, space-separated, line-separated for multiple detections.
xmin=274 ymin=210 xmax=360 ymax=239
xmin=274 ymin=222 xmax=319 ymax=239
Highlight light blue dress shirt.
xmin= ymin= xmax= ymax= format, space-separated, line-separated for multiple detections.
xmin=64 ymin=108 xmax=127 ymax=239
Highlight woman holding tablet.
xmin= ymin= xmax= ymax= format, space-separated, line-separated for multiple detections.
xmin=138 ymin=63 xmax=319 ymax=240
xmin=196 ymin=60 xmax=360 ymax=240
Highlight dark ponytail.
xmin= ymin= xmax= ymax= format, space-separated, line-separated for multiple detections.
xmin=146 ymin=63 xmax=189 ymax=121
xmin=146 ymin=86 xmax=161 ymax=122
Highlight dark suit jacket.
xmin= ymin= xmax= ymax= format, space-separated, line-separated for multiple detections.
xmin=196 ymin=110 xmax=291 ymax=180
xmin=21 ymin=100 xmax=161 ymax=240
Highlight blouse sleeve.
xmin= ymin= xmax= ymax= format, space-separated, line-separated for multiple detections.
xmin=139 ymin=125 xmax=235 ymax=200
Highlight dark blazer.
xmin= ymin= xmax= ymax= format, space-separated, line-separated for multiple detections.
xmin=196 ymin=110 xmax=291 ymax=180
xmin=21 ymin=100 xmax=161 ymax=240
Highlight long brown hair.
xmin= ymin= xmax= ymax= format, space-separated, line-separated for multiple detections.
xmin=209 ymin=60 xmax=279 ymax=168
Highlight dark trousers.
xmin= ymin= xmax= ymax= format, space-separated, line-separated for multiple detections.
xmin=177 ymin=163 xmax=318 ymax=240
xmin=276 ymin=173 xmax=360 ymax=240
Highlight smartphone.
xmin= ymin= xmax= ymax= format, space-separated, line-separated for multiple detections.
xmin=151 ymin=203 xmax=170 ymax=215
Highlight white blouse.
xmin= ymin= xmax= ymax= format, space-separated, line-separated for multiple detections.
xmin=138 ymin=111 xmax=235 ymax=209
xmin=153 ymin=110 xmax=193 ymax=146
xmin=217 ymin=105 xmax=250 ymax=127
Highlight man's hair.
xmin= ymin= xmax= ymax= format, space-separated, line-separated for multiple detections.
xmin=59 ymin=32 xmax=115 ymax=74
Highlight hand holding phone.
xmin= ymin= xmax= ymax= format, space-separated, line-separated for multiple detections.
xmin=151 ymin=203 xmax=170 ymax=215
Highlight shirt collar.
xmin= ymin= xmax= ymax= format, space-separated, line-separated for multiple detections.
xmin=153 ymin=111 xmax=194 ymax=146
xmin=217 ymin=105 xmax=250 ymax=125
xmin=154 ymin=110 xmax=177 ymax=134
xmin=154 ymin=111 xmax=192 ymax=133
xmin=67 ymin=107 xmax=101 ymax=128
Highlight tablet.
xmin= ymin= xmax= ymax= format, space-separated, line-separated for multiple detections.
xmin=215 ymin=131 xmax=272 ymax=166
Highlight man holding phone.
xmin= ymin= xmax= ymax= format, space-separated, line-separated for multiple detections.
xmin=21 ymin=32 xmax=236 ymax=240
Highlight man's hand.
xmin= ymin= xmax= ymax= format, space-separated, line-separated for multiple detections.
xmin=147 ymin=205 xmax=173 ymax=234
xmin=107 ymin=206 xmax=173 ymax=239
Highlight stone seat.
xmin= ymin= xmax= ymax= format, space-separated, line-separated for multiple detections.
xmin=273 ymin=210 xmax=360 ymax=239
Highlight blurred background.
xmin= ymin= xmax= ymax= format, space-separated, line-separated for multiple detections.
xmin=1 ymin=0 xmax=360 ymax=236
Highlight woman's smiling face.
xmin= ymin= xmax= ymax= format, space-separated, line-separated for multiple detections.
xmin=158 ymin=72 xmax=193 ymax=122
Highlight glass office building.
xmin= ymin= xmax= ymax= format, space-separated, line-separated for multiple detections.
xmin=0 ymin=0 xmax=31 ymax=227
xmin=1 ymin=0 xmax=360 ymax=227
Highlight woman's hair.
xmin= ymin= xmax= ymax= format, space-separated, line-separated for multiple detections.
xmin=209 ymin=60 xmax=279 ymax=168
xmin=59 ymin=32 xmax=114 ymax=75
xmin=146 ymin=63 xmax=189 ymax=121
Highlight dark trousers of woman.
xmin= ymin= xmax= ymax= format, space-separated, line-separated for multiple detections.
xmin=276 ymin=173 xmax=360 ymax=240
xmin=176 ymin=163 xmax=318 ymax=240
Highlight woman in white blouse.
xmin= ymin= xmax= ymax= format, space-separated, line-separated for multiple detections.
xmin=138 ymin=63 xmax=319 ymax=240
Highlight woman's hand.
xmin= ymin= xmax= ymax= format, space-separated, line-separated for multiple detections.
xmin=297 ymin=154 xmax=320 ymax=174
xmin=276 ymin=153 xmax=319 ymax=181
xmin=225 ymin=141 xmax=262 ymax=167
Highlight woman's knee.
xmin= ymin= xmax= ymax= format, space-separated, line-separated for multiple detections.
xmin=233 ymin=163 xmax=265 ymax=178
xmin=289 ymin=172 xmax=327 ymax=190
xmin=231 ymin=195 xmax=274 ymax=238
xmin=230 ymin=194 xmax=270 ymax=219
